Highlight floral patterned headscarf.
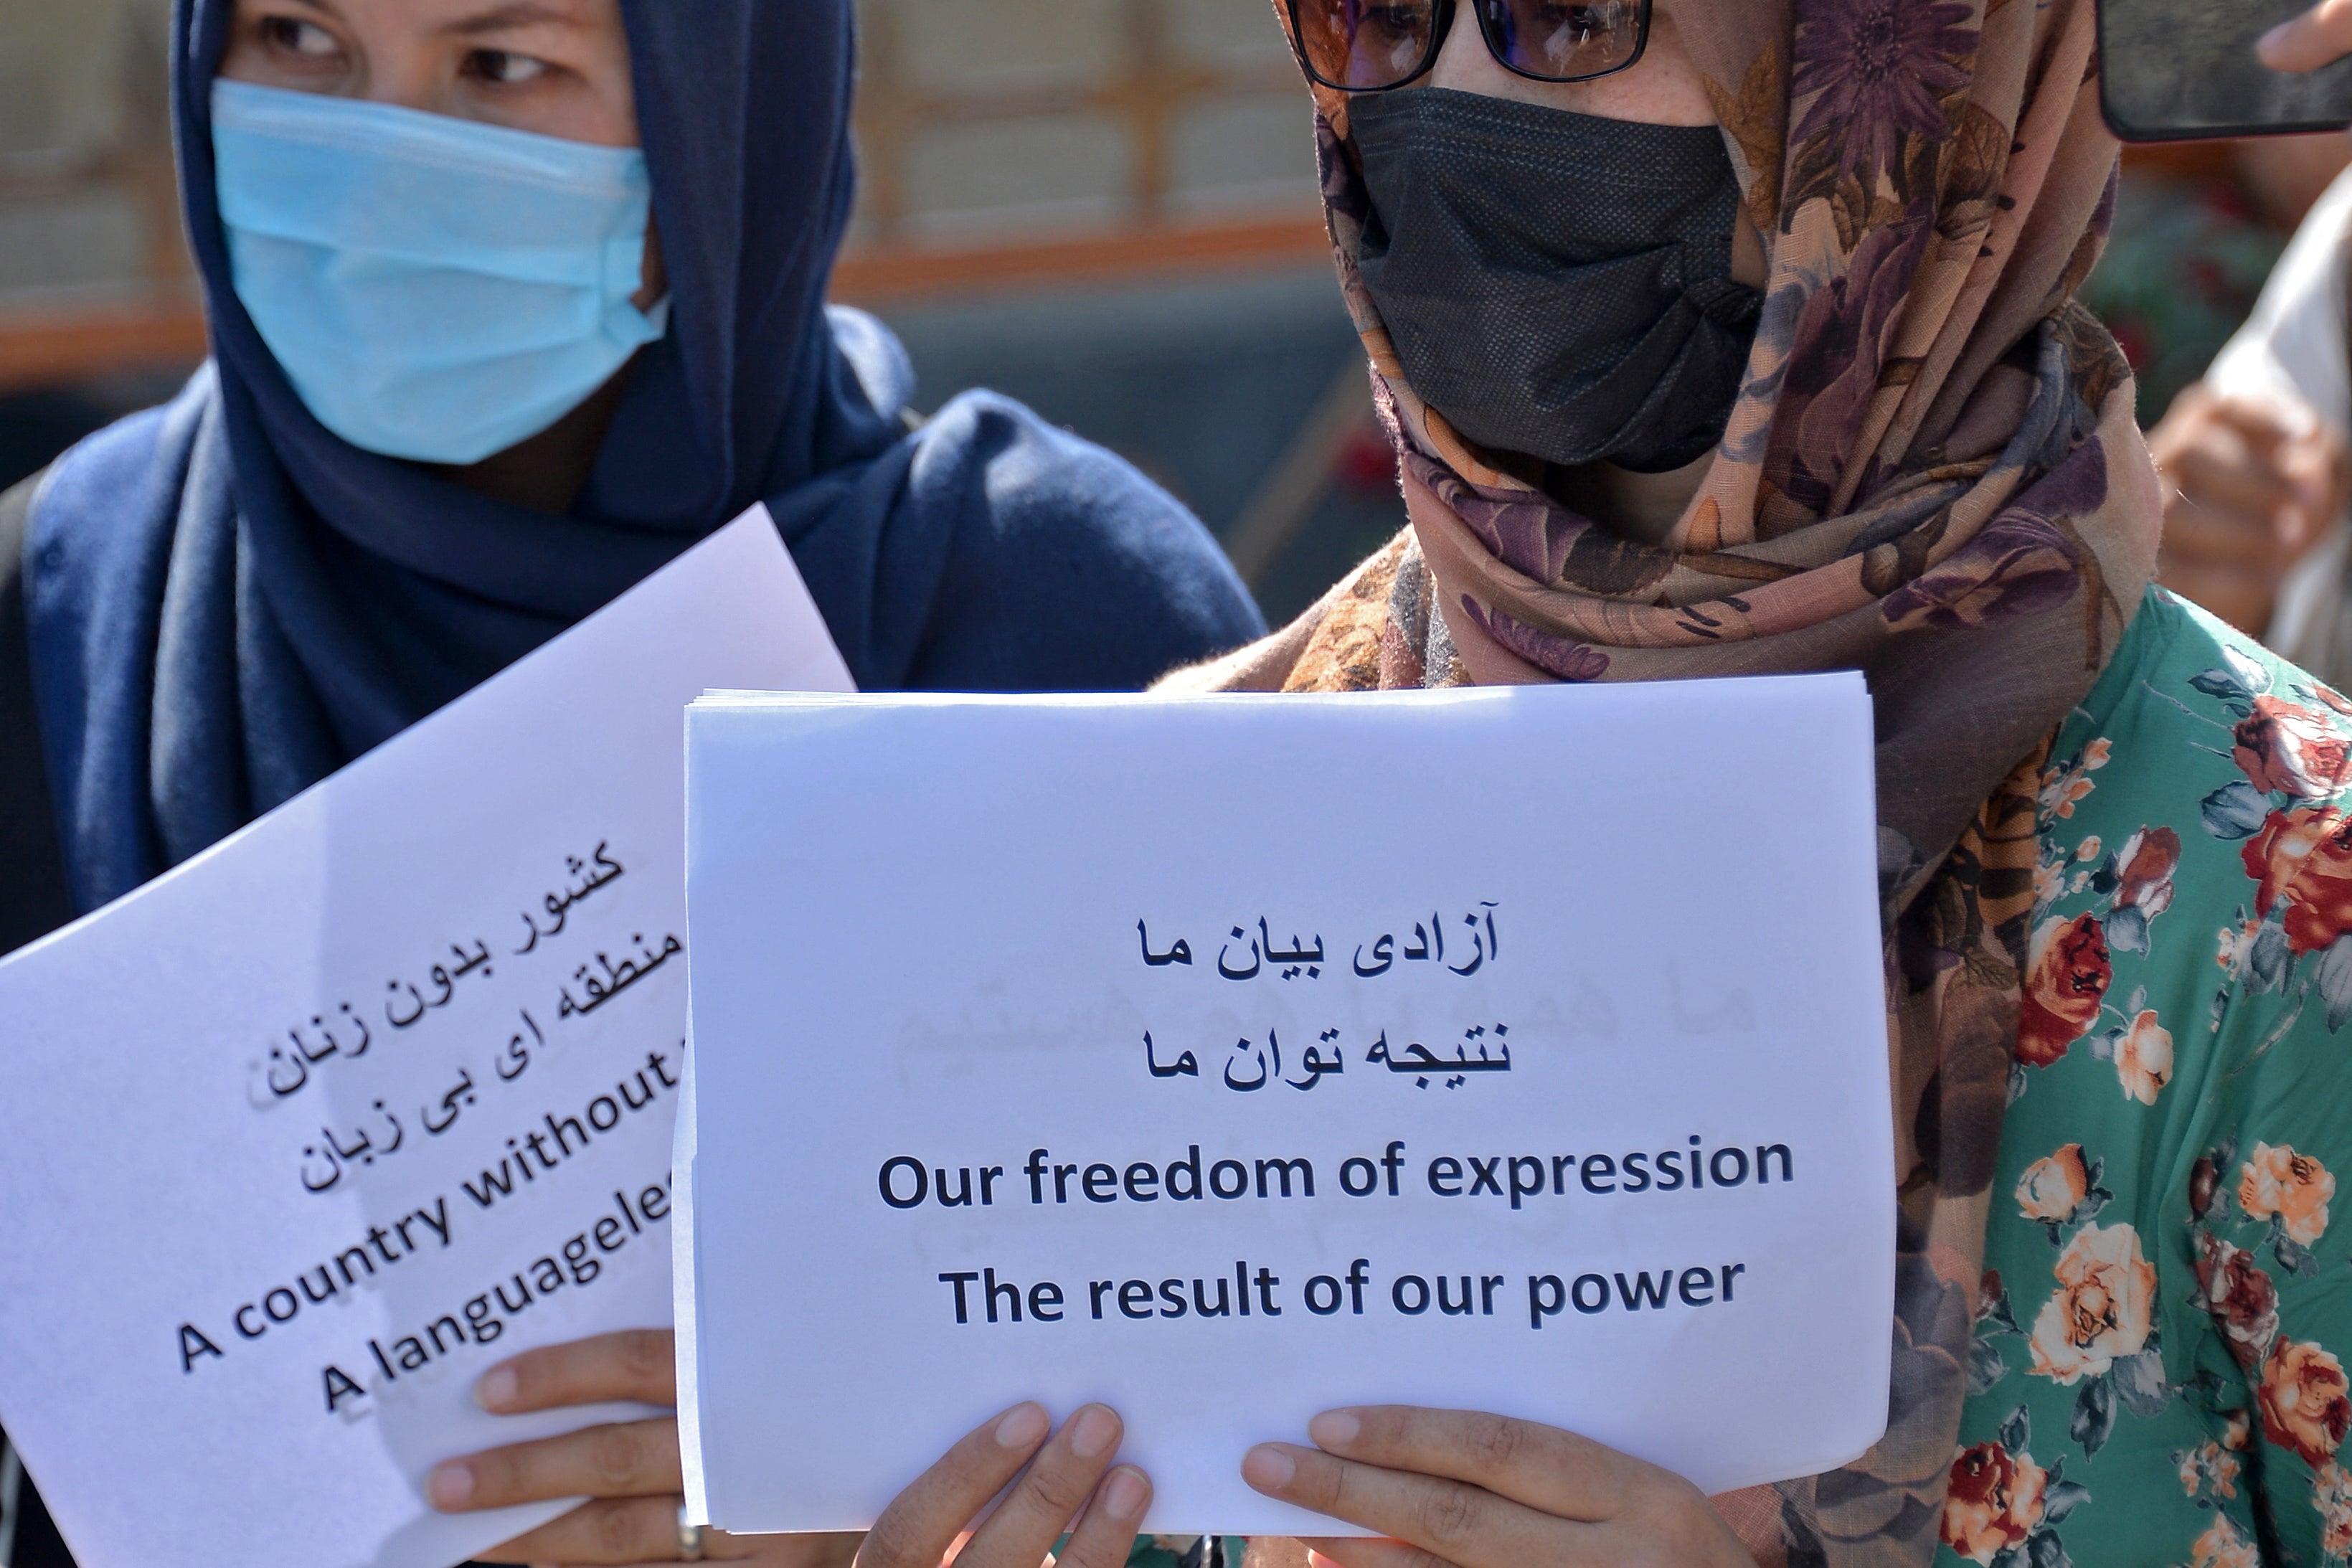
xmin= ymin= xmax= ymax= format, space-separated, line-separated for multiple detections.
xmin=1180 ymin=0 xmax=2166 ymax=1560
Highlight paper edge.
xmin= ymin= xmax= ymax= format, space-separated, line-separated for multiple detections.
xmin=0 ymin=504 xmax=835 ymax=973
xmin=674 ymin=1039 xmax=710 ymax=1526
xmin=689 ymin=669 xmax=1867 ymax=709
xmin=683 ymin=667 xmax=1900 ymax=1534
xmin=677 ymin=519 xmax=854 ymax=1524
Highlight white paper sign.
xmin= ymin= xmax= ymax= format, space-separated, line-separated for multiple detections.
xmin=0 ymin=507 xmax=851 ymax=1568
xmin=680 ymin=676 xmax=1894 ymax=1536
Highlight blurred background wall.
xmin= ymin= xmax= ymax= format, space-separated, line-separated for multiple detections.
xmin=0 ymin=0 xmax=204 ymax=498
xmin=1 ymin=0 xmax=2349 ymax=625
xmin=832 ymin=0 xmax=1402 ymax=622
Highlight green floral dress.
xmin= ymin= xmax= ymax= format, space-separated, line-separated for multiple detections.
xmin=1942 ymin=587 xmax=2352 ymax=1567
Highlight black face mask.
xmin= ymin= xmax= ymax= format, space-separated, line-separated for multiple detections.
xmin=1349 ymin=88 xmax=1762 ymax=476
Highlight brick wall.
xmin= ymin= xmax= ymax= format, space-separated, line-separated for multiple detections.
xmin=847 ymin=0 xmax=1318 ymax=250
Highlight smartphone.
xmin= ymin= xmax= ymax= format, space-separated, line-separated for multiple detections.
xmin=2098 ymin=0 xmax=2352 ymax=141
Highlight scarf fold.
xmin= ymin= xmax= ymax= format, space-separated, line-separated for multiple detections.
xmin=1191 ymin=1 xmax=2165 ymax=1559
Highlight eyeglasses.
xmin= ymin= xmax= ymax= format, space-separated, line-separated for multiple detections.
xmin=1282 ymin=0 xmax=1650 ymax=93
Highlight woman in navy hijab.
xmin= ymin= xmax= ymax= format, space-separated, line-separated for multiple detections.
xmin=0 ymin=0 xmax=1258 ymax=1560
xmin=0 ymin=0 xmax=1260 ymax=941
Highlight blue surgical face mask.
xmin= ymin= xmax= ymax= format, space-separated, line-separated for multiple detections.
xmin=209 ymin=77 xmax=669 ymax=466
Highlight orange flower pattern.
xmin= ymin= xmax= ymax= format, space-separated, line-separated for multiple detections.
xmin=2191 ymin=1515 xmax=2262 ymax=1568
xmin=1940 ymin=1439 xmax=2048 ymax=1564
xmin=2016 ymin=1145 xmax=2092 ymax=1224
xmin=2112 ymin=1009 xmax=2172 ymax=1105
xmin=2193 ymin=1233 xmax=2282 ymax=1373
xmin=2241 ymin=806 xmax=2352 ymax=955
xmin=2241 ymin=1143 xmax=2336 ymax=1248
xmin=1947 ymin=593 xmax=2352 ymax=1568
xmin=2262 ymin=1338 xmax=2352 ymax=1469
xmin=2015 ymin=913 xmax=2110 ymax=1067
xmin=2177 ymin=1437 xmax=2241 ymax=1502
xmin=2235 ymin=695 xmax=2352 ymax=799
xmin=2026 ymin=1223 xmax=2156 ymax=1386
xmin=2320 ymin=1463 xmax=2352 ymax=1559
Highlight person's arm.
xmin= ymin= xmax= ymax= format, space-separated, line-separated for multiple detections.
xmin=2158 ymin=146 xmax=2352 ymax=643
xmin=426 ymin=1330 xmax=1148 ymax=1568
xmin=2262 ymin=1 xmax=2352 ymax=72
xmin=1237 ymin=1407 xmax=1753 ymax=1568
xmin=2149 ymin=382 xmax=2348 ymax=636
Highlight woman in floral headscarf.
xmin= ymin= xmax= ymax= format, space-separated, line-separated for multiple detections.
xmin=1142 ymin=0 xmax=2352 ymax=1564
xmin=825 ymin=3 xmax=2352 ymax=1566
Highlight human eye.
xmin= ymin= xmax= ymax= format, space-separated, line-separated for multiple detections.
xmin=1560 ymin=2 xmax=1630 ymax=40
xmin=463 ymin=49 xmax=552 ymax=85
xmin=1518 ymin=0 xmax=1634 ymax=64
xmin=258 ymin=14 xmax=342 ymax=59
xmin=1523 ymin=1 xmax=1610 ymax=33
xmin=1362 ymin=2 xmax=1432 ymax=43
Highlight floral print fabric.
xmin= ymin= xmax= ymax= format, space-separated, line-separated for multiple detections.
xmin=1281 ymin=0 xmax=2160 ymax=894
xmin=1186 ymin=0 xmax=2168 ymax=1561
xmin=1940 ymin=585 xmax=2352 ymax=1567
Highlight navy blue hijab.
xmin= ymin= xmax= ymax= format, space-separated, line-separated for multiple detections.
xmin=22 ymin=0 xmax=1262 ymax=915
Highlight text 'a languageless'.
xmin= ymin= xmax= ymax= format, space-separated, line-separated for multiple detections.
xmin=177 ymin=1047 xmax=684 ymax=1410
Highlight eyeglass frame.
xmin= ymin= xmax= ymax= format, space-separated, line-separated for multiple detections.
xmin=1280 ymin=0 xmax=1654 ymax=94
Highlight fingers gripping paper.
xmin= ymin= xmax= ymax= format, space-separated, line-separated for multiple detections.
xmin=679 ymin=676 xmax=1894 ymax=1536
xmin=0 ymin=508 xmax=851 ymax=1568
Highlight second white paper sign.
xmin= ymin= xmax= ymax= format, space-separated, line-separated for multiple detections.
xmin=681 ymin=676 xmax=1893 ymax=1534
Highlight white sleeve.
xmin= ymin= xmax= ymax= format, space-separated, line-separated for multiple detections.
xmin=2207 ymin=164 xmax=2352 ymax=438
xmin=2198 ymin=164 xmax=2352 ymax=683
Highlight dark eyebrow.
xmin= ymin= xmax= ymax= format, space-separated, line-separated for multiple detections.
xmin=438 ymin=1 xmax=581 ymax=37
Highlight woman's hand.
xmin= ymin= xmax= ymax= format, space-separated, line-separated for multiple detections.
xmin=2150 ymin=382 xmax=2347 ymax=636
xmin=856 ymin=1402 xmax=1151 ymax=1568
xmin=2262 ymin=1 xmax=2352 ymax=72
xmin=1240 ymin=1407 xmax=1752 ymax=1568
xmin=428 ymin=1327 xmax=856 ymax=1566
